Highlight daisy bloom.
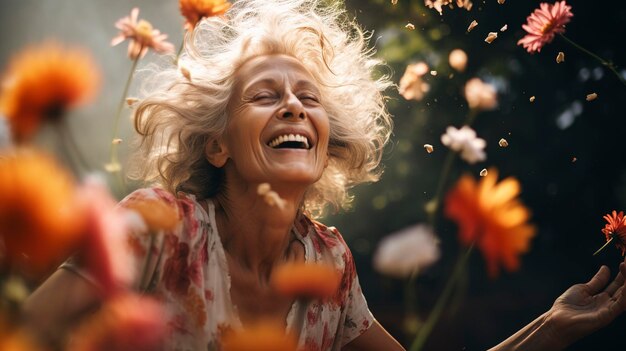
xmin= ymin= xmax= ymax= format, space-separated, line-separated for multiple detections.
xmin=0 ymin=149 xmax=83 ymax=276
xmin=596 ymin=211 xmax=626 ymax=256
xmin=449 ymin=49 xmax=468 ymax=72
xmin=271 ymin=262 xmax=341 ymax=299
xmin=75 ymin=177 xmax=135 ymax=296
xmin=221 ymin=320 xmax=298 ymax=351
xmin=517 ymin=1 xmax=573 ymax=53
xmin=111 ymin=8 xmax=175 ymax=60
xmin=444 ymin=168 xmax=536 ymax=277
xmin=464 ymin=77 xmax=497 ymax=111
xmin=179 ymin=0 xmax=231 ymax=31
xmin=398 ymin=62 xmax=430 ymax=101
xmin=125 ymin=198 xmax=180 ymax=232
xmin=373 ymin=224 xmax=440 ymax=278
xmin=441 ymin=125 xmax=486 ymax=164
xmin=69 ymin=294 xmax=166 ymax=351
xmin=0 ymin=42 xmax=100 ymax=142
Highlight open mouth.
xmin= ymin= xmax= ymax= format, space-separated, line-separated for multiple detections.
xmin=267 ymin=134 xmax=311 ymax=149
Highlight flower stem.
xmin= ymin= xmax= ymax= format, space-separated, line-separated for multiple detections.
xmin=559 ymin=34 xmax=626 ymax=87
xmin=108 ymin=55 xmax=139 ymax=190
xmin=174 ymin=40 xmax=184 ymax=66
xmin=409 ymin=244 xmax=474 ymax=351
xmin=593 ymin=236 xmax=614 ymax=256
xmin=55 ymin=119 xmax=90 ymax=173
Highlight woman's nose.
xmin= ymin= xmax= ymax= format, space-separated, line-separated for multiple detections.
xmin=278 ymin=93 xmax=306 ymax=120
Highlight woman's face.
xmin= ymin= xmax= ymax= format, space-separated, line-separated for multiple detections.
xmin=215 ymin=54 xmax=330 ymax=188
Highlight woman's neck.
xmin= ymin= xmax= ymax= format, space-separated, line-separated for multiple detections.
xmin=212 ymin=182 xmax=305 ymax=281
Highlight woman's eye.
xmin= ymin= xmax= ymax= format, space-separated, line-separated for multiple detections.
xmin=253 ymin=94 xmax=275 ymax=102
xmin=300 ymin=95 xmax=319 ymax=103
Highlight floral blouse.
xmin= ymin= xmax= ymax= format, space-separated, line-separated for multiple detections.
xmin=111 ymin=188 xmax=373 ymax=351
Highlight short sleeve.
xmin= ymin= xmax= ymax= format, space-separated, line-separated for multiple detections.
xmin=340 ymin=263 xmax=375 ymax=346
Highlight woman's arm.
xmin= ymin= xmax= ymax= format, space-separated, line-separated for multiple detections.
xmin=342 ymin=320 xmax=406 ymax=351
xmin=21 ymin=268 xmax=102 ymax=346
xmin=490 ymin=257 xmax=626 ymax=351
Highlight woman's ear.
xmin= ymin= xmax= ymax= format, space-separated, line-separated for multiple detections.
xmin=205 ymin=139 xmax=229 ymax=168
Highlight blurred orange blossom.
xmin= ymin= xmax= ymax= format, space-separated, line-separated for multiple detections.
xmin=444 ymin=168 xmax=536 ymax=277
xmin=221 ymin=320 xmax=298 ymax=351
xmin=69 ymin=294 xmax=166 ymax=351
xmin=518 ymin=1 xmax=573 ymax=53
xmin=0 ymin=149 xmax=83 ymax=276
xmin=0 ymin=42 xmax=100 ymax=142
xmin=111 ymin=8 xmax=175 ymax=60
xmin=125 ymin=198 xmax=180 ymax=232
xmin=398 ymin=62 xmax=430 ymax=101
xmin=271 ymin=262 xmax=341 ymax=300
xmin=179 ymin=0 xmax=231 ymax=31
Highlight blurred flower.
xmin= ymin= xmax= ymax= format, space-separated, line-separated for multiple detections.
xmin=125 ymin=198 xmax=179 ymax=232
xmin=599 ymin=211 xmax=626 ymax=255
xmin=111 ymin=8 xmax=175 ymax=60
xmin=445 ymin=168 xmax=536 ymax=277
xmin=76 ymin=177 xmax=134 ymax=296
xmin=221 ymin=320 xmax=298 ymax=351
xmin=0 ymin=42 xmax=100 ymax=142
xmin=517 ymin=1 xmax=573 ymax=53
xmin=425 ymin=0 xmax=472 ymax=15
xmin=441 ymin=125 xmax=486 ymax=164
xmin=448 ymin=49 xmax=467 ymax=72
xmin=0 ymin=324 xmax=41 ymax=351
xmin=271 ymin=262 xmax=341 ymax=299
xmin=464 ymin=77 xmax=497 ymax=111
xmin=179 ymin=0 xmax=231 ymax=31
xmin=373 ymin=224 xmax=440 ymax=278
xmin=0 ymin=149 xmax=82 ymax=275
xmin=69 ymin=294 xmax=166 ymax=351
xmin=398 ymin=62 xmax=430 ymax=101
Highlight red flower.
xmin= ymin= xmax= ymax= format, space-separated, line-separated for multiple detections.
xmin=600 ymin=211 xmax=626 ymax=255
xmin=518 ymin=1 xmax=573 ymax=53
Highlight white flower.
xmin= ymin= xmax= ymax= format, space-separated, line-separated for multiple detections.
xmin=441 ymin=125 xmax=486 ymax=164
xmin=373 ymin=224 xmax=440 ymax=278
xmin=464 ymin=77 xmax=497 ymax=111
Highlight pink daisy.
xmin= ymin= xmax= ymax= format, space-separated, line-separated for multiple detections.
xmin=517 ymin=1 xmax=573 ymax=53
xmin=111 ymin=8 xmax=175 ymax=60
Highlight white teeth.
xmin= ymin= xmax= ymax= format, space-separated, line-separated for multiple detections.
xmin=268 ymin=134 xmax=310 ymax=149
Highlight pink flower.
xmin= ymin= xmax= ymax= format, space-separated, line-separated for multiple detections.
xmin=398 ymin=62 xmax=430 ymax=101
xmin=111 ymin=8 xmax=175 ymax=59
xmin=69 ymin=294 xmax=167 ymax=351
xmin=517 ymin=1 xmax=573 ymax=53
xmin=76 ymin=178 xmax=135 ymax=297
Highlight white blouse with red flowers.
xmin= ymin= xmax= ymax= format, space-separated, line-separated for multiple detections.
xmin=115 ymin=187 xmax=374 ymax=351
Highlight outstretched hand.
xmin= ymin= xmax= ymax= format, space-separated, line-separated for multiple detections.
xmin=547 ymin=257 xmax=626 ymax=348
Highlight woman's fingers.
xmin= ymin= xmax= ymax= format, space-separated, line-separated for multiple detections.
xmin=584 ymin=265 xmax=610 ymax=295
xmin=604 ymin=263 xmax=625 ymax=296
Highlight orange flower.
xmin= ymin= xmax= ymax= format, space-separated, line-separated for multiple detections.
xmin=0 ymin=149 xmax=83 ymax=276
xmin=111 ymin=8 xmax=175 ymax=60
xmin=0 ymin=323 xmax=41 ymax=351
xmin=518 ymin=1 xmax=573 ymax=53
xmin=69 ymin=294 xmax=167 ymax=351
xmin=0 ymin=42 xmax=100 ymax=142
xmin=221 ymin=320 xmax=298 ymax=351
xmin=125 ymin=198 xmax=179 ymax=232
xmin=444 ymin=168 xmax=536 ymax=278
xmin=179 ymin=0 xmax=231 ymax=31
xmin=398 ymin=62 xmax=430 ymax=101
xmin=599 ymin=211 xmax=626 ymax=255
xmin=271 ymin=262 xmax=341 ymax=299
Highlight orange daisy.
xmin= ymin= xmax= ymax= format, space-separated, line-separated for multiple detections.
xmin=125 ymin=198 xmax=180 ymax=232
xmin=0 ymin=149 xmax=83 ymax=276
xmin=111 ymin=8 xmax=175 ymax=60
xmin=0 ymin=42 xmax=100 ymax=142
xmin=444 ymin=168 xmax=536 ymax=278
xmin=596 ymin=211 xmax=626 ymax=256
xmin=271 ymin=262 xmax=341 ymax=300
xmin=179 ymin=0 xmax=231 ymax=31
xmin=518 ymin=1 xmax=573 ymax=53
xmin=221 ymin=320 xmax=298 ymax=351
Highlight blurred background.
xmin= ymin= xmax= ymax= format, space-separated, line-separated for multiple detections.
xmin=1 ymin=0 xmax=626 ymax=349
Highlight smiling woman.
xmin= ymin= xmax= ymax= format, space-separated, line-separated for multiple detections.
xmin=21 ymin=0 xmax=626 ymax=350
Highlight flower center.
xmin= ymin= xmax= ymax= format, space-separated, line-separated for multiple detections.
xmin=540 ymin=20 xmax=557 ymax=35
xmin=135 ymin=20 xmax=154 ymax=42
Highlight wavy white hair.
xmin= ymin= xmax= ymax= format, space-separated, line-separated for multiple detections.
xmin=129 ymin=0 xmax=392 ymax=217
